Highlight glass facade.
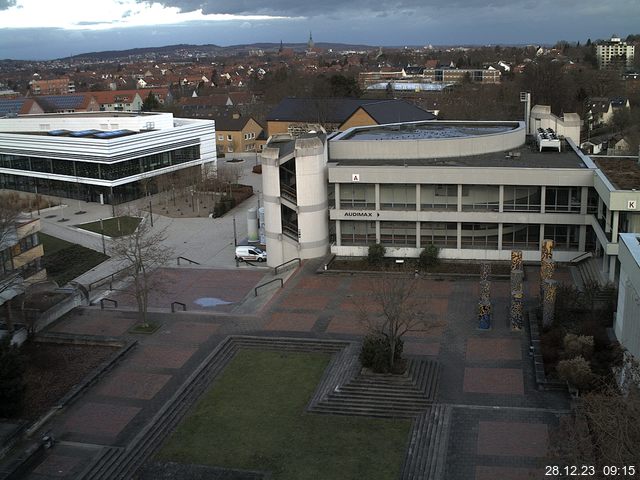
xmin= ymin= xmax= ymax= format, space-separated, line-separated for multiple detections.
xmin=421 ymin=184 xmax=457 ymax=210
xmin=340 ymin=220 xmax=376 ymax=246
xmin=340 ymin=184 xmax=375 ymax=210
xmin=420 ymin=222 xmax=457 ymax=248
xmin=461 ymin=185 xmax=500 ymax=211
xmin=0 ymin=145 xmax=200 ymax=181
xmin=503 ymin=186 xmax=541 ymax=212
xmin=380 ymin=221 xmax=416 ymax=246
xmin=545 ymin=187 xmax=581 ymax=213
xmin=380 ymin=184 xmax=415 ymax=210
xmin=461 ymin=223 xmax=499 ymax=249
xmin=544 ymin=224 xmax=580 ymax=250
xmin=502 ymin=224 xmax=539 ymax=250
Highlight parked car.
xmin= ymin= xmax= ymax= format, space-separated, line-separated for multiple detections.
xmin=235 ymin=245 xmax=267 ymax=262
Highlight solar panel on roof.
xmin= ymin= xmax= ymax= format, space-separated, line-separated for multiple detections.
xmin=0 ymin=99 xmax=25 ymax=116
xmin=48 ymin=129 xmax=70 ymax=136
xmin=93 ymin=129 xmax=134 ymax=139
xmin=70 ymin=129 xmax=102 ymax=137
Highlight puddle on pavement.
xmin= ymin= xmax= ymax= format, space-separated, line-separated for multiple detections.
xmin=194 ymin=297 xmax=233 ymax=307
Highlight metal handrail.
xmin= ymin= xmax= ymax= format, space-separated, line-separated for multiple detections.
xmin=100 ymin=298 xmax=118 ymax=309
xmin=171 ymin=301 xmax=186 ymax=312
xmin=254 ymin=278 xmax=283 ymax=296
xmin=177 ymin=256 xmax=201 ymax=266
xmin=274 ymin=257 xmax=301 ymax=275
xmin=87 ymin=266 xmax=131 ymax=292
xmin=569 ymin=251 xmax=592 ymax=264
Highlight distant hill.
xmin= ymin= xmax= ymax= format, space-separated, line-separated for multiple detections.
xmin=64 ymin=42 xmax=376 ymax=61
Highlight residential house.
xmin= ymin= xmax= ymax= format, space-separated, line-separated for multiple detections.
xmin=91 ymin=90 xmax=143 ymax=112
xmin=586 ymin=97 xmax=631 ymax=127
xmin=266 ymin=97 xmax=436 ymax=137
xmin=30 ymin=77 xmax=75 ymax=95
xmin=215 ymin=112 xmax=264 ymax=156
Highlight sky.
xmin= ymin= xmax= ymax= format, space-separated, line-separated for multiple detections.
xmin=0 ymin=0 xmax=638 ymax=60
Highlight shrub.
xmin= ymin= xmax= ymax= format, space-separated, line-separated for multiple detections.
xmin=418 ymin=244 xmax=439 ymax=269
xmin=0 ymin=338 xmax=26 ymax=418
xmin=367 ymin=243 xmax=386 ymax=267
xmin=557 ymin=355 xmax=593 ymax=391
xmin=359 ymin=334 xmax=404 ymax=374
xmin=563 ymin=333 xmax=594 ymax=360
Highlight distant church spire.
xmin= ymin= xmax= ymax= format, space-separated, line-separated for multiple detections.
xmin=308 ymin=31 xmax=314 ymax=50
xmin=279 ymin=40 xmax=283 ymax=53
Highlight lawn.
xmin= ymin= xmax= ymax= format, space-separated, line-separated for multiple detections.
xmin=39 ymin=233 xmax=109 ymax=285
xmin=76 ymin=216 xmax=141 ymax=237
xmin=158 ymin=350 xmax=411 ymax=480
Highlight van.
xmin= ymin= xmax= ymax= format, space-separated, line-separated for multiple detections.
xmin=235 ymin=245 xmax=267 ymax=262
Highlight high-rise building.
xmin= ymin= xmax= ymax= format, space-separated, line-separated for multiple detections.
xmin=596 ymin=35 xmax=635 ymax=69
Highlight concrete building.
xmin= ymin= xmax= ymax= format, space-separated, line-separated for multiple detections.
xmin=0 ymin=111 xmax=216 ymax=204
xmin=1 ymin=217 xmax=46 ymax=307
xmin=30 ymin=78 xmax=76 ymax=95
xmin=596 ymin=35 xmax=635 ymax=69
xmin=615 ymin=233 xmax=640 ymax=388
xmin=260 ymin=112 xmax=640 ymax=281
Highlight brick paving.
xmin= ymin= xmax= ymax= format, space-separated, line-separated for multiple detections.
xmin=96 ymin=371 xmax=172 ymax=400
xmin=22 ymin=260 xmax=575 ymax=479
xmin=477 ymin=421 xmax=549 ymax=457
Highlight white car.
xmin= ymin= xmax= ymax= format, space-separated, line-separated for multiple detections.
xmin=235 ymin=245 xmax=267 ymax=262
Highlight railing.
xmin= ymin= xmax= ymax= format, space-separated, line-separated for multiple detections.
xmin=274 ymin=257 xmax=301 ymax=275
xmin=254 ymin=278 xmax=283 ymax=296
xmin=100 ymin=298 xmax=118 ymax=309
xmin=171 ymin=301 xmax=186 ymax=312
xmin=569 ymin=251 xmax=593 ymax=264
xmin=177 ymin=256 xmax=201 ymax=266
xmin=88 ymin=266 xmax=131 ymax=292
xmin=280 ymin=184 xmax=297 ymax=203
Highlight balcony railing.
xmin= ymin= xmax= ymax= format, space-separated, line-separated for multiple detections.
xmin=280 ymin=184 xmax=297 ymax=203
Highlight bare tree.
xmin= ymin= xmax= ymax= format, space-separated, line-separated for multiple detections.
xmin=109 ymin=215 xmax=174 ymax=327
xmin=358 ymin=274 xmax=441 ymax=371
xmin=0 ymin=200 xmax=24 ymax=333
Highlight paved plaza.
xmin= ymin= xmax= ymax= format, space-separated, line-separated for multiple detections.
xmin=19 ymin=260 xmax=570 ymax=479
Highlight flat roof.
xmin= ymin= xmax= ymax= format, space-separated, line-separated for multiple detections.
xmin=338 ymin=121 xmax=519 ymax=141
xmin=329 ymin=143 xmax=587 ymax=169
xmin=594 ymin=157 xmax=640 ymax=190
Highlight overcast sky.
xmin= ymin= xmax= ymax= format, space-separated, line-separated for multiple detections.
xmin=0 ymin=0 xmax=638 ymax=60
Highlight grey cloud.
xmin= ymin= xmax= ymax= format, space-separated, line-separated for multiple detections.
xmin=139 ymin=0 xmax=615 ymax=16
xmin=0 ymin=0 xmax=16 ymax=10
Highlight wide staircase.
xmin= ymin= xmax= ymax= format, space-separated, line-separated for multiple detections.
xmin=576 ymin=257 xmax=605 ymax=286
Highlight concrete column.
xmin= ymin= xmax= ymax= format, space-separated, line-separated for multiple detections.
xmin=540 ymin=186 xmax=546 ymax=214
xmin=416 ymin=222 xmax=421 ymax=249
xmin=602 ymin=253 xmax=608 ymax=273
xmin=335 ymin=220 xmax=341 ymax=246
xmin=375 ymin=220 xmax=380 ymax=243
xmin=457 ymin=184 xmax=463 ymax=212
xmin=539 ymin=224 xmax=545 ymax=251
xmin=579 ymin=225 xmax=587 ymax=251
xmin=499 ymin=185 xmax=504 ymax=213
xmin=605 ymin=207 xmax=611 ymax=233
xmin=609 ymin=255 xmax=617 ymax=283
xmin=457 ymin=222 xmax=462 ymax=249
xmin=498 ymin=223 xmax=503 ymax=250
xmin=375 ymin=183 xmax=380 ymax=211
xmin=415 ymin=184 xmax=421 ymax=212
xmin=335 ymin=183 xmax=341 ymax=209
xmin=580 ymin=186 xmax=588 ymax=215
xmin=597 ymin=197 xmax=603 ymax=220
xmin=612 ymin=211 xmax=619 ymax=243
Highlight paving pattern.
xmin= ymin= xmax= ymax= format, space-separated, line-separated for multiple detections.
xmin=19 ymin=260 xmax=573 ymax=480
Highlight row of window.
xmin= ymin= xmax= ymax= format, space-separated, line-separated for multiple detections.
xmin=217 ymin=132 xmax=257 ymax=142
xmin=0 ymin=146 xmax=200 ymax=181
xmin=339 ymin=221 xmax=581 ymax=250
xmin=338 ymin=184 xmax=594 ymax=213
xmin=10 ymin=233 xmax=40 ymax=257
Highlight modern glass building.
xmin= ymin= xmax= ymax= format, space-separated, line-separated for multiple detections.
xmin=0 ymin=112 xmax=216 ymax=204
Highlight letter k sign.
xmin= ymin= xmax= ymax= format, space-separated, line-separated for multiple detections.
xmin=628 ymin=200 xmax=637 ymax=210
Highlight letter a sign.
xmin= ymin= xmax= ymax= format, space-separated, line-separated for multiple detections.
xmin=351 ymin=173 xmax=360 ymax=182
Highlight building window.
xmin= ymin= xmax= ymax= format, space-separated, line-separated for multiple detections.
xmin=461 ymin=223 xmax=499 ymax=249
xmin=380 ymin=184 xmax=415 ymax=210
xmin=502 ymin=224 xmax=539 ymax=250
xmin=218 ymin=135 xmax=223 ymax=141
xmin=380 ymin=221 xmax=416 ymax=247
xmin=227 ymin=135 xmax=233 ymax=141
xmin=340 ymin=184 xmax=375 ymax=210
xmin=421 ymin=184 xmax=457 ymax=210
xmin=340 ymin=220 xmax=376 ymax=246
xmin=461 ymin=185 xmax=499 ymax=211
xmin=503 ymin=186 xmax=541 ymax=212
xmin=544 ymin=224 xmax=579 ymax=250
xmin=545 ymin=187 xmax=581 ymax=213
xmin=420 ymin=222 xmax=457 ymax=248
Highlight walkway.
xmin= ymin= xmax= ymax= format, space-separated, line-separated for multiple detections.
xmin=15 ymin=260 xmax=571 ymax=480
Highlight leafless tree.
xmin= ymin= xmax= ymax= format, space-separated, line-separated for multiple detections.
xmin=0 ymin=200 xmax=24 ymax=333
xmin=549 ymin=380 xmax=640 ymax=478
xmin=109 ymin=215 xmax=174 ymax=327
xmin=358 ymin=274 xmax=442 ymax=370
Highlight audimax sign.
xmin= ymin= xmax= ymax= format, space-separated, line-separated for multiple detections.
xmin=343 ymin=211 xmax=380 ymax=217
